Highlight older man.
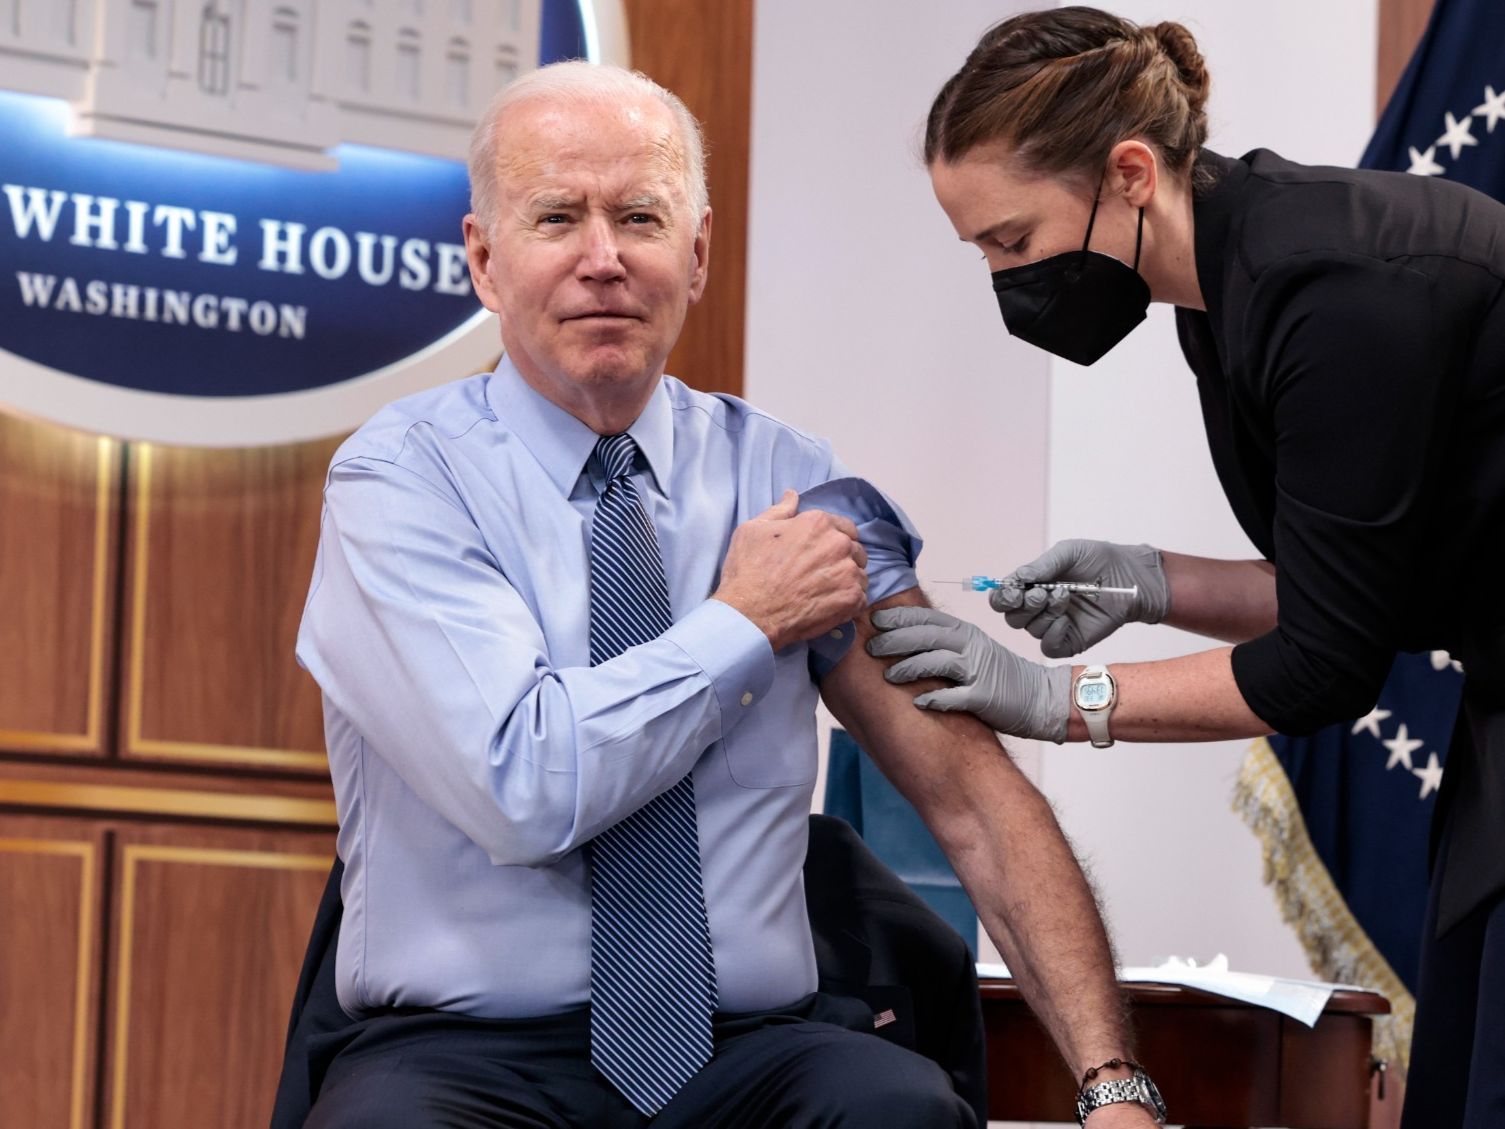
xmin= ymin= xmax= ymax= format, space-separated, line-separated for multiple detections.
xmin=296 ymin=62 xmax=1157 ymax=1129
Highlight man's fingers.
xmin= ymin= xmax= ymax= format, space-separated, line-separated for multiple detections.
xmin=757 ymin=489 xmax=799 ymax=520
xmin=849 ymin=539 xmax=869 ymax=571
xmin=825 ymin=512 xmax=861 ymax=543
xmin=794 ymin=505 xmax=861 ymax=542
xmin=885 ymin=650 xmax=969 ymax=685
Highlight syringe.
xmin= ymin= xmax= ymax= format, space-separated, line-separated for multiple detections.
xmin=931 ymin=576 xmax=1139 ymax=597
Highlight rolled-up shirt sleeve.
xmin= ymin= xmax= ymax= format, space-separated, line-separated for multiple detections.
xmin=1230 ymin=255 xmax=1449 ymax=733
xmin=796 ymin=474 xmax=923 ymax=678
xmin=296 ymin=456 xmax=774 ymax=867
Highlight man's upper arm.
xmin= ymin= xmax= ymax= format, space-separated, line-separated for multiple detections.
xmin=819 ymin=587 xmax=1026 ymax=851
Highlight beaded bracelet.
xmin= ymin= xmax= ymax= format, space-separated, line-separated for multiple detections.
xmin=1079 ymin=1057 xmax=1144 ymax=1091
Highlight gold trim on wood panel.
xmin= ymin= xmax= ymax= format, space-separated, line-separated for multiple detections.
xmin=109 ymin=845 xmax=333 ymax=1129
xmin=0 ymin=438 xmax=114 ymax=755
xmin=125 ymin=443 xmax=327 ymax=770
xmin=0 ymin=779 xmax=338 ymax=826
xmin=0 ymin=838 xmax=97 ymax=1129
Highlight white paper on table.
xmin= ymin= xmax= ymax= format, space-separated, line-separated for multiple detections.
xmin=975 ymin=953 xmax=1374 ymax=1027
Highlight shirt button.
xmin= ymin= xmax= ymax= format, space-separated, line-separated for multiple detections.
xmin=740 ymin=692 xmax=754 ymax=707
xmin=830 ymin=629 xmax=844 ymax=640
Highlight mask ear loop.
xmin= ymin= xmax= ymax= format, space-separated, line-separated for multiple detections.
xmin=1079 ymin=171 xmax=1106 ymax=264
xmin=1084 ymin=171 xmax=1148 ymax=272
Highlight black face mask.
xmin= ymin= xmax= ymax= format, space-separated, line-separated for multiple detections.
xmin=990 ymin=191 xmax=1149 ymax=366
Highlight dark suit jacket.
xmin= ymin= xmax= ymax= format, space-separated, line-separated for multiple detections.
xmin=271 ymin=814 xmax=985 ymax=1127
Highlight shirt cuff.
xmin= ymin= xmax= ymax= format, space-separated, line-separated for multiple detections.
xmin=662 ymin=599 xmax=776 ymax=737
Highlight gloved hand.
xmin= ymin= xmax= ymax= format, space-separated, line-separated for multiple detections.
xmin=992 ymin=539 xmax=1169 ymax=658
xmin=868 ymin=606 xmax=1072 ymax=741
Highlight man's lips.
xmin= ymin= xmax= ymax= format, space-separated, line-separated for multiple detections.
xmin=561 ymin=311 xmax=642 ymax=322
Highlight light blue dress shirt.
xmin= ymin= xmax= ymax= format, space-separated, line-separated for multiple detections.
xmin=296 ymin=358 xmax=920 ymax=1019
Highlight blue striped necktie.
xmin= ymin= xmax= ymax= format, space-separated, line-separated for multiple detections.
xmin=585 ymin=432 xmax=717 ymax=1115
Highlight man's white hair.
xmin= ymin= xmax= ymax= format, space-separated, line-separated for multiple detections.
xmin=468 ymin=61 xmax=709 ymax=237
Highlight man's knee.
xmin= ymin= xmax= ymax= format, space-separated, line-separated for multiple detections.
xmin=798 ymin=1034 xmax=973 ymax=1127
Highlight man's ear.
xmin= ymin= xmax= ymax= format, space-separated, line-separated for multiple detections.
xmin=463 ymin=214 xmax=502 ymax=312
xmin=687 ymin=206 xmax=712 ymax=305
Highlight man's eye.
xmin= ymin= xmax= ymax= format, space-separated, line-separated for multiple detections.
xmin=999 ymin=236 xmax=1027 ymax=255
xmin=625 ymin=213 xmax=657 ymax=225
xmin=541 ymin=214 xmax=570 ymax=225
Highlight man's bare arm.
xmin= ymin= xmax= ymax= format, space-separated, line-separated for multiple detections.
xmin=820 ymin=586 xmax=1143 ymax=1099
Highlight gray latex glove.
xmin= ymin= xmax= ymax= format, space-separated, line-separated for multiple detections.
xmin=868 ymin=606 xmax=1072 ymax=741
xmin=992 ymin=539 xmax=1169 ymax=658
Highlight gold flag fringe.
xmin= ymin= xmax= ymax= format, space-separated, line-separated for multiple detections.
xmin=1232 ymin=736 xmax=1415 ymax=1078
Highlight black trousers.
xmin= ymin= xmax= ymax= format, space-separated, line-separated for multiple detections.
xmin=303 ymin=991 xmax=975 ymax=1129
xmin=1401 ymin=828 xmax=1505 ymax=1129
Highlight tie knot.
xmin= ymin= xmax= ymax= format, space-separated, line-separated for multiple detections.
xmin=594 ymin=433 xmax=639 ymax=484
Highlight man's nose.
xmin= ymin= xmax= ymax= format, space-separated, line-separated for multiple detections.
xmin=576 ymin=217 xmax=626 ymax=282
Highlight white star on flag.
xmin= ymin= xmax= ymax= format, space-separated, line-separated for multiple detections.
xmin=1474 ymin=84 xmax=1505 ymax=132
xmin=1351 ymin=706 xmax=1392 ymax=739
xmin=1383 ymin=724 xmax=1424 ymax=771
xmin=1412 ymin=752 xmax=1444 ymax=800
xmin=1408 ymin=145 xmax=1446 ymax=176
xmin=1437 ymin=111 xmax=1479 ymax=160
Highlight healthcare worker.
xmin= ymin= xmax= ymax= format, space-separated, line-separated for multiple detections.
xmin=870 ymin=8 xmax=1505 ymax=1127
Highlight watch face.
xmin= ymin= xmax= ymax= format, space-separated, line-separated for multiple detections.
xmin=1077 ymin=680 xmax=1112 ymax=708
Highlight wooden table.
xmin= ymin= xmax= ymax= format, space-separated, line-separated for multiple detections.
xmin=979 ymin=980 xmax=1390 ymax=1128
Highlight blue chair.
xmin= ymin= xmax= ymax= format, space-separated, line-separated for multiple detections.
xmin=823 ymin=728 xmax=979 ymax=955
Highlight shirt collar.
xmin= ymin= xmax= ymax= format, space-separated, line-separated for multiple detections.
xmin=484 ymin=356 xmax=675 ymax=497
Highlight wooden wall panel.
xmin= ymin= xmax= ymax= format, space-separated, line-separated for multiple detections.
xmin=1378 ymin=0 xmax=1435 ymax=114
xmin=0 ymin=757 xmax=338 ymax=829
xmin=0 ymin=817 xmax=104 ymax=1129
xmin=626 ymin=0 xmax=753 ymax=398
xmin=0 ymin=417 xmax=117 ymax=756
xmin=101 ymin=823 xmax=334 ymax=1129
xmin=120 ymin=440 xmax=340 ymax=772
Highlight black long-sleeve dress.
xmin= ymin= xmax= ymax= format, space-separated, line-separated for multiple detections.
xmin=1176 ymin=148 xmax=1505 ymax=937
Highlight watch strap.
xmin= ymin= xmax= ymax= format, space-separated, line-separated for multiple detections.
xmin=1075 ymin=1068 xmax=1166 ymax=1126
xmin=1081 ymin=702 xmax=1113 ymax=748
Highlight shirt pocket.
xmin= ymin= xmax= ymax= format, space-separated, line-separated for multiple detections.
xmin=720 ymin=645 xmax=819 ymax=788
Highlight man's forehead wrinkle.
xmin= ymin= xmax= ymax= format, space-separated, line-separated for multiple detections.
xmin=649 ymin=133 xmax=688 ymax=179
xmin=486 ymin=94 xmax=691 ymax=221
xmin=497 ymin=157 xmax=687 ymax=216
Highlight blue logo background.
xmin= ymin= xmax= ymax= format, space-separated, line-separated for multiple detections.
xmin=0 ymin=0 xmax=587 ymax=400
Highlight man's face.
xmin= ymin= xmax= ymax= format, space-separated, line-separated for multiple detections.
xmin=464 ymin=94 xmax=710 ymax=419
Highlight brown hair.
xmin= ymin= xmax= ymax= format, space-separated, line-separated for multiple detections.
xmin=924 ymin=7 xmax=1211 ymax=188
